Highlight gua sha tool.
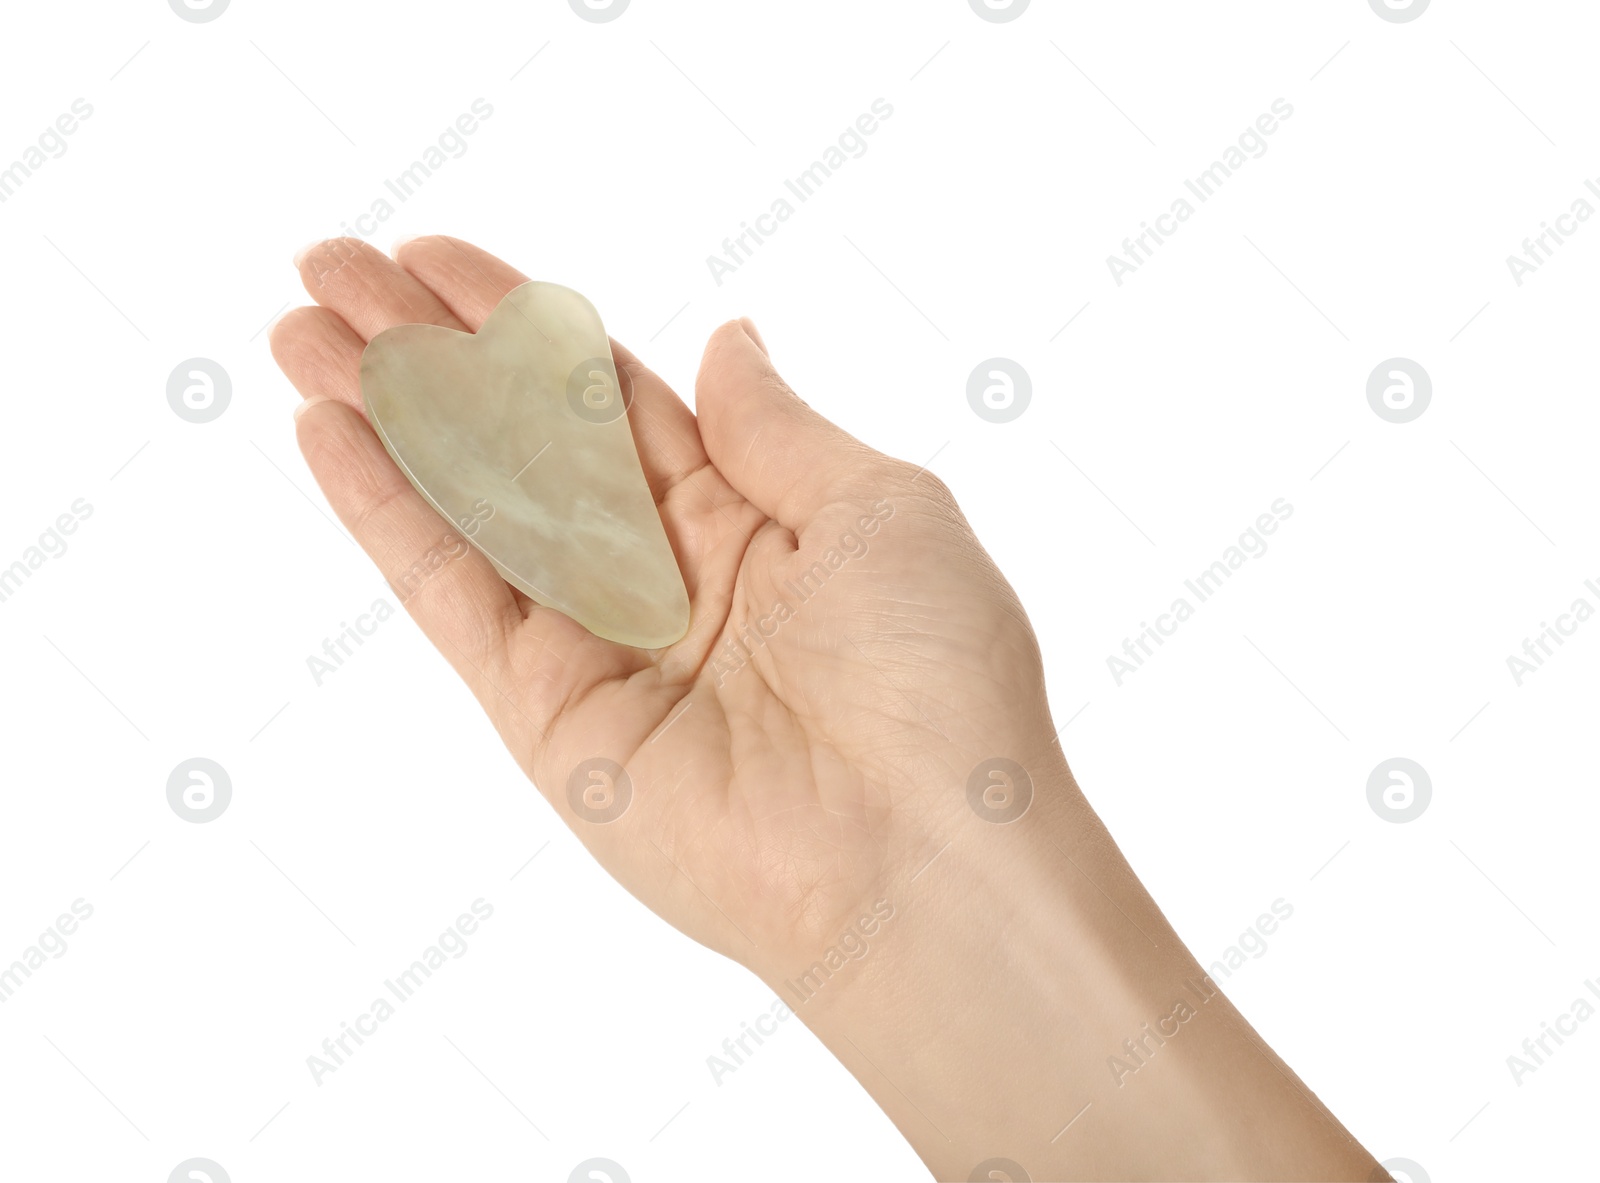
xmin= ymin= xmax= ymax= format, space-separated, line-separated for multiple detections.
xmin=360 ymin=281 xmax=691 ymax=649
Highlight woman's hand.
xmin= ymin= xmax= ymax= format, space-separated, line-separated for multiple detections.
xmin=271 ymin=235 xmax=1384 ymax=1181
xmin=272 ymin=235 xmax=1055 ymax=979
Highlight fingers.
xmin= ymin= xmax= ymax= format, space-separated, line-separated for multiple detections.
xmin=293 ymin=396 xmax=523 ymax=709
xmin=393 ymin=235 xmax=712 ymax=501
xmin=694 ymin=320 xmax=882 ymax=531
xmin=274 ymin=237 xmax=468 ymax=418
xmin=297 ymin=237 xmax=467 ymax=341
xmin=269 ymin=305 xmax=365 ymax=412
xmin=276 ymin=237 xmax=525 ymax=705
xmin=390 ymin=235 xmax=528 ymax=327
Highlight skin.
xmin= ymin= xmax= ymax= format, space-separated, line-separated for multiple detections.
xmin=272 ymin=235 xmax=1389 ymax=1182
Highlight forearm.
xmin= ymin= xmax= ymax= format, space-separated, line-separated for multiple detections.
xmin=757 ymin=756 xmax=1382 ymax=1181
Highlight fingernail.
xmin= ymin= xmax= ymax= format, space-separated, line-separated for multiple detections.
xmin=738 ymin=316 xmax=769 ymax=357
xmin=293 ymin=240 xmax=322 ymax=267
xmin=390 ymin=233 xmax=424 ymax=256
xmin=294 ymin=394 xmax=332 ymax=422
xmin=265 ymin=305 xmax=296 ymax=341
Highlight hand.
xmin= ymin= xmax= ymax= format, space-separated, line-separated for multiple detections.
xmin=271 ymin=235 xmax=1054 ymax=976
xmin=272 ymin=235 xmax=1384 ymax=1181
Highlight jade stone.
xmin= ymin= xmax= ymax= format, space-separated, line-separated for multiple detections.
xmin=360 ymin=281 xmax=690 ymax=649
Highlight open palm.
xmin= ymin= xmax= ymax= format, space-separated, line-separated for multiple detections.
xmin=271 ymin=236 xmax=1060 ymax=981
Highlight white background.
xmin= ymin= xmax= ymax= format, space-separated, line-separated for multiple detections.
xmin=1 ymin=1 xmax=1595 ymax=1180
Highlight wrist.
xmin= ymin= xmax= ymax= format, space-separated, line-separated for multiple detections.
xmin=758 ymin=755 xmax=1380 ymax=1181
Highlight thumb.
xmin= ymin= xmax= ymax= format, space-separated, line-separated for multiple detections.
xmin=694 ymin=318 xmax=882 ymax=531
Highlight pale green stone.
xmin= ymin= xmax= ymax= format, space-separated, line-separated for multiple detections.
xmin=361 ymin=281 xmax=690 ymax=649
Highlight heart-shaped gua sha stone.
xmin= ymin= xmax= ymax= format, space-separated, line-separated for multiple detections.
xmin=360 ymin=281 xmax=690 ymax=649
